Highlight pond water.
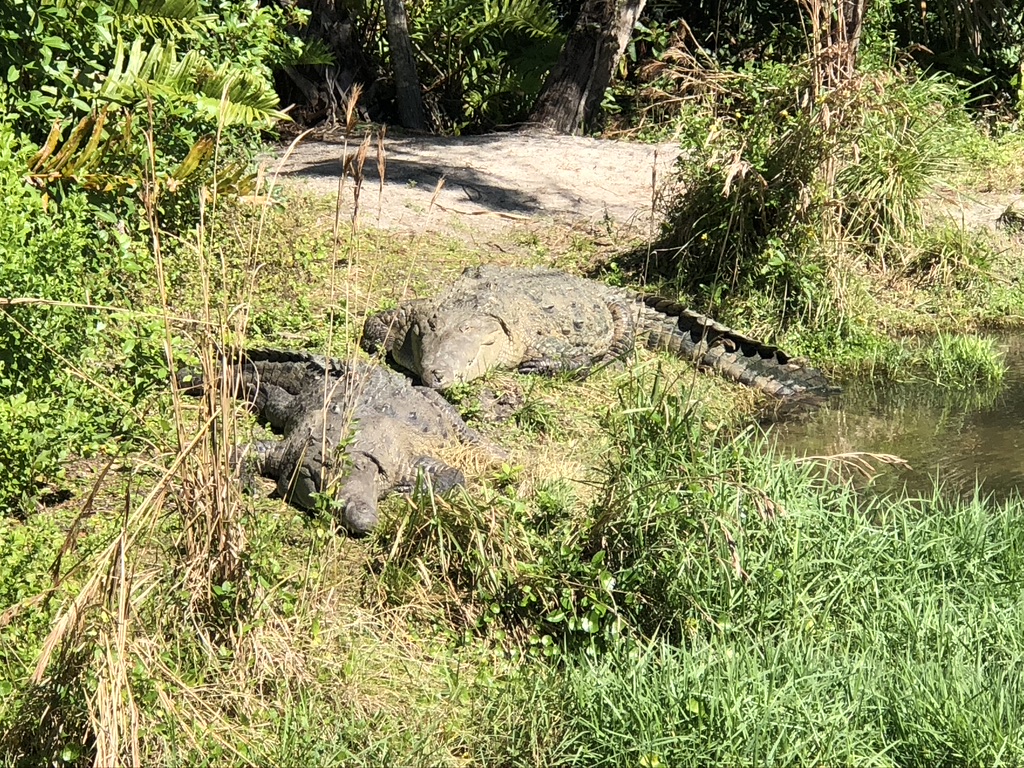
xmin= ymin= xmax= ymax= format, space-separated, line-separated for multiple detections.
xmin=769 ymin=335 xmax=1024 ymax=502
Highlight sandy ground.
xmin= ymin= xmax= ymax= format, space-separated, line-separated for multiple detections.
xmin=270 ymin=127 xmax=1022 ymax=246
xmin=270 ymin=129 xmax=683 ymax=240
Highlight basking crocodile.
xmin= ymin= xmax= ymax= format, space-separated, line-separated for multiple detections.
xmin=361 ymin=265 xmax=835 ymax=398
xmin=178 ymin=349 xmax=497 ymax=536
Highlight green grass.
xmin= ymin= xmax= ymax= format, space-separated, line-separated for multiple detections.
xmin=17 ymin=356 xmax=1024 ymax=765
xmin=343 ymin=369 xmax=1024 ymax=765
xmin=911 ymin=333 xmax=1007 ymax=389
xmin=4 ymin=93 xmax=1024 ymax=765
xmin=463 ymin=374 xmax=1024 ymax=766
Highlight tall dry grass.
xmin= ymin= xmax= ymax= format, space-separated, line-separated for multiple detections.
xmin=13 ymin=87 xmax=404 ymax=766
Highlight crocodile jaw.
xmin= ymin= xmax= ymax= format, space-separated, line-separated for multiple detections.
xmin=416 ymin=312 xmax=511 ymax=389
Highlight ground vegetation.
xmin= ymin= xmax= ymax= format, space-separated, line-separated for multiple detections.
xmin=2 ymin=0 xmax=1024 ymax=764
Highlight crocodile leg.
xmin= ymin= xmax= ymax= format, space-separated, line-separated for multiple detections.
xmin=252 ymin=438 xmax=320 ymax=511
xmin=245 ymin=381 xmax=300 ymax=431
xmin=516 ymin=353 xmax=595 ymax=377
xmin=394 ymin=456 xmax=466 ymax=496
xmin=332 ymin=452 xmax=382 ymax=537
xmin=361 ymin=301 xmax=432 ymax=356
xmin=361 ymin=307 xmax=407 ymax=355
xmin=413 ymin=386 xmax=509 ymax=459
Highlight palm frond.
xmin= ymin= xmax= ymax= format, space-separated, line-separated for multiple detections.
xmin=462 ymin=0 xmax=560 ymax=41
xmin=26 ymin=111 xmax=141 ymax=191
xmin=195 ymin=68 xmax=289 ymax=126
xmin=98 ymin=38 xmax=286 ymax=127
xmin=285 ymin=38 xmax=334 ymax=68
xmin=111 ymin=0 xmax=216 ymax=36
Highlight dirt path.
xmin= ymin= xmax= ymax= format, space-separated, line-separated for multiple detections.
xmin=272 ymin=128 xmax=1022 ymax=251
xmin=272 ymin=130 xmax=682 ymax=241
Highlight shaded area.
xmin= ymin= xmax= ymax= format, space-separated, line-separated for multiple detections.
xmin=771 ymin=334 xmax=1024 ymax=501
xmin=272 ymin=132 xmax=681 ymax=231
xmin=282 ymin=154 xmax=547 ymax=215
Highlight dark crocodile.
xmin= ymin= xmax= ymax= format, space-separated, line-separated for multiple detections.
xmin=178 ymin=349 xmax=499 ymax=536
xmin=361 ymin=265 xmax=836 ymax=398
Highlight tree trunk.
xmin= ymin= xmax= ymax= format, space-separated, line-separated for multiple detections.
xmin=382 ymin=0 xmax=428 ymax=130
xmin=528 ymin=0 xmax=646 ymax=135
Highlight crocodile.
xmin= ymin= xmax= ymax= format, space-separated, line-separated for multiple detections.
xmin=361 ymin=265 xmax=836 ymax=398
xmin=178 ymin=349 xmax=499 ymax=536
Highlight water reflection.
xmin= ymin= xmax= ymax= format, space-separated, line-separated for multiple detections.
xmin=770 ymin=335 xmax=1024 ymax=502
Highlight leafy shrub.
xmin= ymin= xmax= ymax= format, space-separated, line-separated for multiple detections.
xmin=659 ymin=62 xmax=828 ymax=309
xmin=0 ymin=125 xmax=167 ymax=512
xmin=0 ymin=131 xmax=136 ymax=389
xmin=408 ymin=0 xmax=563 ymax=132
xmin=660 ymin=65 xmax=969 ymax=319
xmin=0 ymin=0 xmax=315 ymax=512
xmin=0 ymin=0 xmax=313 ymax=237
xmin=0 ymin=0 xmax=303 ymax=142
xmin=0 ymin=395 xmax=65 ymax=516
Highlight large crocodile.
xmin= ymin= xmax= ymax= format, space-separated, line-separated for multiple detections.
xmin=178 ymin=349 xmax=498 ymax=536
xmin=361 ymin=265 xmax=835 ymax=398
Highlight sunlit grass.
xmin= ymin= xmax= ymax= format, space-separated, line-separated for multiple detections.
xmin=5 ymin=84 xmax=1024 ymax=766
xmin=911 ymin=333 xmax=1007 ymax=389
xmin=464 ymin=372 xmax=1024 ymax=766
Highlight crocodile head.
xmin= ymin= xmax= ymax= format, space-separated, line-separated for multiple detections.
xmin=400 ymin=309 xmax=512 ymax=389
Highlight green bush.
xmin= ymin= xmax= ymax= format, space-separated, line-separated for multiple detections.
xmin=0 ymin=0 xmax=302 ymax=143
xmin=658 ymin=64 xmax=972 ymax=337
xmin=0 ymin=131 xmax=136 ymax=389
xmin=408 ymin=0 xmax=562 ymax=132
xmin=0 ymin=0 xmax=311 ymax=239
xmin=659 ymin=62 xmax=829 ymax=307
xmin=830 ymin=73 xmax=965 ymax=249
xmin=0 ymin=125 xmax=167 ymax=513
xmin=0 ymin=0 xmax=313 ymax=513
xmin=611 ymin=17 xmax=1016 ymax=375
xmin=0 ymin=395 xmax=65 ymax=516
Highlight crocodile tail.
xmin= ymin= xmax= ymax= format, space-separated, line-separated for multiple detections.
xmin=635 ymin=295 xmax=838 ymax=398
xmin=178 ymin=348 xmax=352 ymax=401
xmin=240 ymin=348 xmax=347 ymax=375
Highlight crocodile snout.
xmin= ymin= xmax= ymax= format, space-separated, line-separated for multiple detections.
xmin=342 ymin=499 xmax=379 ymax=538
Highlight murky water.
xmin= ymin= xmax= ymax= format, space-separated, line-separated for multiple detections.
xmin=770 ymin=335 xmax=1024 ymax=502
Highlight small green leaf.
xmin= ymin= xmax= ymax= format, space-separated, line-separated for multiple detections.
xmin=40 ymin=35 xmax=69 ymax=49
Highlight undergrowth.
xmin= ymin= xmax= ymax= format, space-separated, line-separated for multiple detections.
xmin=7 ymin=357 xmax=1024 ymax=764
xmin=3 ymin=23 xmax=1024 ymax=765
xmin=376 ymin=370 xmax=1024 ymax=766
xmin=638 ymin=53 xmax=1024 ymax=372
